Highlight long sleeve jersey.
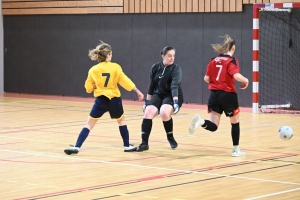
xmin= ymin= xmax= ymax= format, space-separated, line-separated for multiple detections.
xmin=147 ymin=62 xmax=183 ymax=98
xmin=85 ymin=62 xmax=135 ymax=99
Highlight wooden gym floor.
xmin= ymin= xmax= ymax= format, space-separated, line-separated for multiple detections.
xmin=1 ymin=93 xmax=299 ymax=200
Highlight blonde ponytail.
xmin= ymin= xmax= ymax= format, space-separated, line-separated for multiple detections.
xmin=88 ymin=40 xmax=112 ymax=62
xmin=211 ymin=34 xmax=235 ymax=54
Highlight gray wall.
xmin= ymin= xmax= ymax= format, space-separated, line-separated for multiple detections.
xmin=0 ymin=2 xmax=3 ymax=94
xmin=3 ymin=5 xmax=253 ymax=106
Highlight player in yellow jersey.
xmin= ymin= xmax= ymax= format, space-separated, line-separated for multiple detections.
xmin=64 ymin=41 xmax=144 ymax=155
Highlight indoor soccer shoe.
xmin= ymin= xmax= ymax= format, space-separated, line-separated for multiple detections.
xmin=188 ymin=114 xmax=202 ymax=134
xmin=64 ymin=146 xmax=79 ymax=155
xmin=124 ymin=144 xmax=137 ymax=152
xmin=167 ymin=136 xmax=178 ymax=149
xmin=136 ymin=143 xmax=149 ymax=152
xmin=231 ymin=148 xmax=246 ymax=157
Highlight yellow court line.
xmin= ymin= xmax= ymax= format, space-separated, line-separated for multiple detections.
xmin=26 ymin=183 xmax=37 ymax=186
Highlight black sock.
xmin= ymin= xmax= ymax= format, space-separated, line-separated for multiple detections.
xmin=231 ymin=122 xmax=240 ymax=146
xmin=163 ymin=118 xmax=173 ymax=138
xmin=202 ymin=120 xmax=218 ymax=132
xmin=141 ymin=118 xmax=152 ymax=144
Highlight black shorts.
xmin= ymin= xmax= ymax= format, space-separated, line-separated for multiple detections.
xmin=89 ymin=96 xmax=124 ymax=119
xmin=148 ymin=93 xmax=183 ymax=110
xmin=208 ymin=90 xmax=240 ymax=117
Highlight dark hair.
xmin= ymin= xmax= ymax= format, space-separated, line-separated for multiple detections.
xmin=160 ymin=46 xmax=176 ymax=55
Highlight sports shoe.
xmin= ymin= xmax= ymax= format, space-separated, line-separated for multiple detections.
xmin=136 ymin=143 xmax=149 ymax=152
xmin=188 ymin=114 xmax=203 ymax=134
xmin=124 ymin=144 xmax=137 ymax=152
xmin=167 ymin=136 xmax=178 ymax=149
xmin=232 ymin=148 xmax=246 ymax=157
xmin=64 ymin=145 xmax=79 ymax=155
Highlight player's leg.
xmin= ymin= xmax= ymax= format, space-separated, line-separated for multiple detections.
xmin=160 ymin=95 xmax=182 ymax=149
xmin=64 ymin=96 xmax=108 ymax=155
xmin=230 ymin=113 xmax=245 ymax=156
xmin=221 ymin=92 xmax=245 ymax=157
xmin=136 ymin=94 xmax=160 ymax=152
xmin=189 ymin=91 xmax=221 ymax=134
xmin=107 ymin=97 xmax=136 ymax=152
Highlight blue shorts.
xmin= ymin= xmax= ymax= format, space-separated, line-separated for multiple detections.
xmin=89 ymin=96 xmax=124 ymax=119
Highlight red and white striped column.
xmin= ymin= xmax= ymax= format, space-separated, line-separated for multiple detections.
xmin=252 ymin=4 xmax=261 ymax=114
xmin=252 ymin=3 xmax=300 ymax=114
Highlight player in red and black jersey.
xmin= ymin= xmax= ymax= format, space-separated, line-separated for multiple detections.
xmin=188 ymin=35 xmax=249 ymax=157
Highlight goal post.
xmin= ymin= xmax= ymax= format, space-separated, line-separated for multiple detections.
xmin=252 ymin=3 xmax=300 ymax=114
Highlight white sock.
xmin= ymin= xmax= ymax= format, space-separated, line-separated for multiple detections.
xmin=199 ymin=119 xmax=205 ymax=126
xmin=233 ymin=145 xmax=239 ymax=150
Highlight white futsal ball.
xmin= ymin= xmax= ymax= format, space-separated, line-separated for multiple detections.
xmin=278 ymin=126 xmax=293 ymax=140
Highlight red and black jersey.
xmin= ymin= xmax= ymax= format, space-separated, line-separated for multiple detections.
xmin=205 ymin=54 xmax=240 ymax=93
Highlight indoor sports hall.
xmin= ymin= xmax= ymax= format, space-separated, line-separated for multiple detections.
xmin=1 ymin=1 xmax=300 ymax=199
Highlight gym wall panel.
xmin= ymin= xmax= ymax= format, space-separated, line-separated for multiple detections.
xmin=131 ymin=14 xmax=167 ymax=100
xmin=4 ymin=5 xmax=254 ymax=106
xmin=166 ymin=13 xmax=204 ymax=104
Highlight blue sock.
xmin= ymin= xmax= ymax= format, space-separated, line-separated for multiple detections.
xmin=119 ymin=125 xmax=130 ymax=147
xmin=75 ymin=127 xmax=90 ymax=148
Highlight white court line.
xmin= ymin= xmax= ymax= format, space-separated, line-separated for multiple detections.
xmin=245 ymin=187 xmax=300 ymax=200
xmin=1 ymin=149 xmax=300 ymax=186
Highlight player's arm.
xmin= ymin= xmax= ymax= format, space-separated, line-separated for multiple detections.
xmin=171 ymin=66 xmax=182 ymax=114
xmin=228 ymin=58 xmax=249 ymax=89
xmin=147 ymin=64 xmax=157 ymax=96
xmin=204 ymin=62 xmax=212 ymax=83
xmin=204 ymin=75 xmax=210 ymax=83
xmin=118 ymin=70 xmax=136 ymax=91
xmin=132 ymin=87 xmax=144 ymax=101
xmin=84 ymin=71 xmax=95 ymax=93
xmin=118 ymin=67 xmax=144 ymax=100
xmin=233 ymin=73 xmax=249 ymax=89
xmin=145 ymin=94 xmax=152 ymax=101
xmin=170 ymin=65 xmax=182 ymax=98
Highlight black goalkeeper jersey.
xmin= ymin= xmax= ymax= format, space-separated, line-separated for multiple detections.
xmin=147 ymin=62 xmax=183 ymax=98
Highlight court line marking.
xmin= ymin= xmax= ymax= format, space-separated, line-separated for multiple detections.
xmin=2 ymin=149 xmax=300 ymax=187
xmin=1 ymin=132 xmax=298 ymax=156
xmin=245 ymin=187 xmax=300 ymax=200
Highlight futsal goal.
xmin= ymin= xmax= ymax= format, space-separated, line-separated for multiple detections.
xmin=253 ymin=3 xmax=300 ymax=114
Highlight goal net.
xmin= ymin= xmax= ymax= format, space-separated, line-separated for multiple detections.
xmin=253 ymin=3 xmax=300 ymax=114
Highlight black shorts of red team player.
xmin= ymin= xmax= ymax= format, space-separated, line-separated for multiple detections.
xmin=208 ymin=90 xmax=240 ymax=117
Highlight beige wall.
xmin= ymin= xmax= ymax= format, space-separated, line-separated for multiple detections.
xmin=2 ymin=0 xmax=300 ymax=15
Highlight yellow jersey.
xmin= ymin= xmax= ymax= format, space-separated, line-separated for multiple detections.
xmin=85 ymin=62 xmax=135 ymax=99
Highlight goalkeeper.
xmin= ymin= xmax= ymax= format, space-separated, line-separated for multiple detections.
xmin=136 ymin=46 xmax=184 ymax=152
